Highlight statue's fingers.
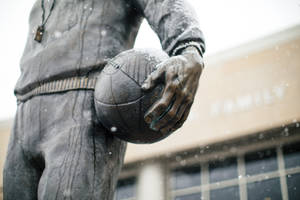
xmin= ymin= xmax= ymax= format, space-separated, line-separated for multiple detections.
xmin=160 ymin=101 xmax=192 ymax=134
xmin=144 ymin=88 xmax=174 ymax=128
xmin=151 ymin=91 xmax=184 ymax=131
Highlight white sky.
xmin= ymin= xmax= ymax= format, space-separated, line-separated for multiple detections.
xmin=0 ymin=0 xmax=300 ymax=120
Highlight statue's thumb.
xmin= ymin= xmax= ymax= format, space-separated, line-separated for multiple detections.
xmin=141 ymin=76 xmax=152 ymax=91
xmin=142 ymin=67 xmax=164 ymax=91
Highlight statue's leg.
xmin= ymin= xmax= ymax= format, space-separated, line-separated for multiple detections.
xmin=37 ymin=125 xmax=126 ymax=200
xmin=35 ymin=90 xmax=127 ymax=200
xmin=3 ymin=107 xmax=42 ymax=200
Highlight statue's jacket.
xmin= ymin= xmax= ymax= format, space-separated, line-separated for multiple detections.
xmin=14 ymin=0 xmax=205 ymax=101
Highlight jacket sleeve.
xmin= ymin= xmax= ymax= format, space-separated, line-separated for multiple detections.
xmin=131 ymin=0 xmax=205 ymax=56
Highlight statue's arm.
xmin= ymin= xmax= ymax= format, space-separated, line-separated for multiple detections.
xmin=131 ymin=0 xmax=205 ymax=56
xmin=132 ymin=0 xmax=206 ymax=133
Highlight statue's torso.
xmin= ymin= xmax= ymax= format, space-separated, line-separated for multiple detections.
xmin=16 ymin=0 xmax=142 ymax=94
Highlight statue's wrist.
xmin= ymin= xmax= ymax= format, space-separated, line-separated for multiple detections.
xmin=181 ymin=46 xmax=201 ymax=57
xmin=179 ymin=45 xmax=204 ymax=71
xmin=171 ymin=41 xmax=204 ymax=58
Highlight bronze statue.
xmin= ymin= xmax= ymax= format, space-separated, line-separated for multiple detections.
xmin=3 ymin=0 xmax=205 ymax=199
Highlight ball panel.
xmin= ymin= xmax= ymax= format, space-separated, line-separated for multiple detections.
xmin=94 ymin=67 xmax=143 ymax=105
xmin=94 ymin=74 xmax=114 ymax=105
xmin=94 ymin=101 xmax=131 ymax=136
xmin=101 ymin=61 xmax=120 ymax=75
xmin=110 ymin=70 xmax=143 ymax=104
xmin=115 ymin=49 xmax=168 ymax=85
xmin=120 ymin=54 xmax=153 ymax=86
xmin=97 ymin=97 xmax=166 ymax=144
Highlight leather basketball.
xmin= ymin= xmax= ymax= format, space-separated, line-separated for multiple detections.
xmin=94 ymin=49 xmax=171 ymax=144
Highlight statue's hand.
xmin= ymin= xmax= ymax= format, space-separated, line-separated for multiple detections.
xmin=142 ymin=46 xmax=204 ymax=134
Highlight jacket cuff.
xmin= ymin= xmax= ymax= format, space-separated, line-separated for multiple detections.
xmin=171 ymin=41 xmax=204 ymax=57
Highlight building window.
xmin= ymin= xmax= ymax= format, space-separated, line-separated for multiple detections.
xmin=170 ymin=165 xmax=201 ymax=199
xmin=209 ymin=157 xmax=238 ymax=183
xmin=283 ymin=142 xmax=300 ymax=169
xmin=245 ymin=148 xmax=278 ymax=175
xmin=286 ymin=173 xmax=300 ymax=199
xmin=283 ymin=142 xmax=300 ymax=200
xmin=247 ymin=178 xmax=282 ymax=200
xmin=115 ymin=177 xmax=136 ymax=200
xmin=169 ymin=141 xmax=300 ymax=200
xmin=210 ymin=185 xmax=239 ymax=200
xmin=171 ymin=165 xmax=201 ymax=190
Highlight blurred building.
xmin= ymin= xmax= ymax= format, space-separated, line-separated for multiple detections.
xmin=0 ymin=120 xmax=10 ymax=200
xmin=1 ymin=25 xmax=300 ymax=200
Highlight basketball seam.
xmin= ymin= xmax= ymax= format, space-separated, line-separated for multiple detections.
xmin=110 ymin=75 xmax=132 ymax=132
xmin=94 ymin=94 xmax=146 ymax=106
xmin=119 ymin=67 xmax=142 ymax=87
xmin=103 ymin=60 xmax=145 ymax=87
xmin=101 ymin=60 xmax=122 ymax=75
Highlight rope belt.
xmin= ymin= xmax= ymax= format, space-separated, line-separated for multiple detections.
xmin=16 ymin=76 xmax=97 ymax=102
